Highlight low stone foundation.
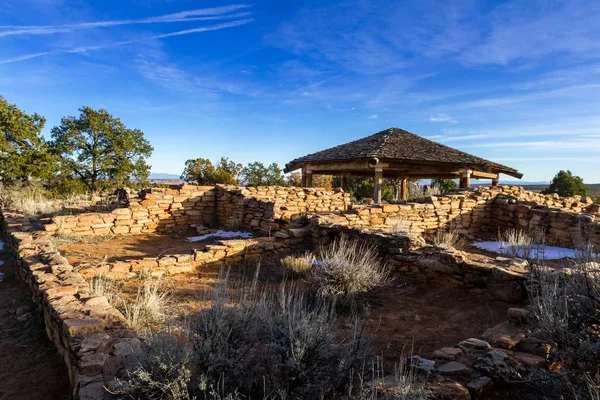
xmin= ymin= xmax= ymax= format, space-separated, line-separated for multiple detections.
xmin=1 ymin=212 xmax=141 ymax=400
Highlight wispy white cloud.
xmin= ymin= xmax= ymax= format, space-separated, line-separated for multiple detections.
xmin=0 ymin=5 xmax=252 ymax=37
xmin=368 ymin=114 xmax=379 ymax=119
xmin=0 ymin=19 xmax=254 ymax=64
xmin=429 ymin=113 xmax=457 ymax=123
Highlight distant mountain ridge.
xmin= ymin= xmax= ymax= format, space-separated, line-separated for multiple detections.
xmin=149 ymin=172 xmax=181 ymax=180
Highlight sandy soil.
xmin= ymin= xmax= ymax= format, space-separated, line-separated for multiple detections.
xmin=115 ymin=255 xmax=517 ymax=361
xmin=0 ymin=250 xmax=70 ymax=400
xmin=59 ymin=230 xmax=210 ymax=265
xmin=63 ymin=233 xmax=520 ymax=366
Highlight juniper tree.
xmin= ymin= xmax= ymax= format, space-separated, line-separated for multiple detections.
xmin=50 ymin=107 xmax=153 ymax=192
xmin=0 ymin=96 xmax=55 ymax=184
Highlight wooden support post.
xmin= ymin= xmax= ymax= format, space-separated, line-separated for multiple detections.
xmin=301 ymin=166 xmax=307 ymax=187
xmin=401 ymin=178 xmax=407 ymax=200
xmin=340 ymin=173 xmax=348 ymax=192
xmin=305 ymin=171 xmax=313 ymax=187
xmin=459 ymin=169 xmax=472 ymax=189
xmin=374 ymin=167 xmax=383 ymax=204
xmin=491 ymin=177 xmax=499 ymax=187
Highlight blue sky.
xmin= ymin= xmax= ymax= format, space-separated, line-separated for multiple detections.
xmin=1 ymin=0 xmax=599 ymax=182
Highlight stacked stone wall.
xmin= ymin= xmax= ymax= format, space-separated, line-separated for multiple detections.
xmin=1 ymin=211 xmax=141 ymax=399
xmin=45 ymin=185 xmax=351 ymax=237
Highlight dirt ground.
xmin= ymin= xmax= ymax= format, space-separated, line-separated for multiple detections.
xmin=115 ymin=254 xmax=517 ymax=361
xmin=59 ymin=230 xmax=210 ymax=265
xmin=0 ymin=249 xmax=70 ymax=400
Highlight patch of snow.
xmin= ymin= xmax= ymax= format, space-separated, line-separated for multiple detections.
xmin=472 ymin=241 xmax=578 ymax=260
xmin=0 ymin=272 xmax=4 ymax=282
xmin=0 ymin=260 xmax=4 ymax=266
xmin=0 ymin=241 xmax=3 ymax=251
xmin=187 ymin=230 xmax=253 ymax=243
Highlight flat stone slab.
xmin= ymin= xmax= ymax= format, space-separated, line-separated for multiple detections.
xmin=482 ymin=321 xmax=526 ymax=349
xmin=467 ymin=376 xmax=493 ymax=399
xmin=437 ymin=361 xmax=472 ymax=380
xmin=458 ymin=338 xmax=492 ymax=353
xmin=513 ymin=352 xmax=546 ymax=368
xmin=432 ymin=347 xmax=463 ymax=361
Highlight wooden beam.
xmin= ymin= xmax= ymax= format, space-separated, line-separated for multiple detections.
xmin=374 ymin=168 xmax=383 ymax=204
xmin=492 ymin=177 xmax=499 ymax=187
xmin=401 ymin=178 xmax=407 ymax=200
xmin=471 ymin=170 xmax=499 ymax=179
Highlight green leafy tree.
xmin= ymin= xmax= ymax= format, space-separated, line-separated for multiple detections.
xmin=431 ymin=178 xmax=458 ymax=194
xmin=181 ymin=157 xmax=242 ymax=185
xmin=50 ymin=107 xmax=153 ymax=192
xmin=242 ymin=162 xmax=286 ymax=186
xmin=543 ymin=170 xmax=590 ymax=197
xmin=0 ymin=96 xmax=56 ymax=183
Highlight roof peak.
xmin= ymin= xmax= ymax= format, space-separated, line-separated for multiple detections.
xmin=285 ymin=127 xmax=520 ymax=178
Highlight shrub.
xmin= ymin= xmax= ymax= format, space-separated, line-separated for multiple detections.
xmin=346 ymin=357 xmax=429 ymax=400
xmin=114 ymin=329 xmax=193 ymax=400
xmin=498 ymin=228 xmax=536 ymax=260
xmin=528 ymin=245 xmax=600 ymax=397
xmin=543 ymin=170 xmax=590 ymax=197
xmin=261 ymin=287 xmax=367 ymax=396
xmin=120 ymin=271 xmax=368 ymax=399
xmin=308 ymin=235 xmax=390 ymax=301
xmin=280 ymin=253 xmax=316 ymax=277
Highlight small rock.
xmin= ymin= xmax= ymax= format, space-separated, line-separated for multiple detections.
xmin=431 ymin=347 xmax=463 ymax=361
xmin=507 ymin=307 xmax=530 ymax=323
xmin=513 ymin=352 xmax=546 ymax=368
xmin=406 ymin=356 xmax=436 ymax=372
xmin=457 ymin=338 xmax=491 ymax=353
xmin=437 ymin=361 xmax=472 ymax=380
xmin=517 ymin=338 xmax=552 ymax=359
xmin=428 ymin=376 xmax=470 ymax=400
xmin=481 ymin=321 xmax=525 ymax=349
xmin=473 ymin=349 xmax=522 ymax=383
xmin=17 ymin=312 xmax=32 ymax=322
xmin=466 ymin=376 xmax=493 ymax=399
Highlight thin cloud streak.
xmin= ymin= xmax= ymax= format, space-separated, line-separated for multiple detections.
xmin=0 ymin=19 xmax=254 ymax=64
xmin=0 ymin=5 xmax=252 ymax=37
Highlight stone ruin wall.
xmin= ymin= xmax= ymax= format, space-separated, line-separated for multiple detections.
xmin=1 ymin=212 xmax=142 ymax=400
xmin=310 ymin=185 xmax=600 ymax=248
xmin=3 ymin=184 xmax=600 ymax=399
xmin=44 ymin=185 xmax=351 ymax=237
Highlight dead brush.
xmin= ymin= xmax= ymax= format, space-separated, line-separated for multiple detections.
xmin=118 ymin=268 xmax=369 ymax=399
xmin=346 ymin=355 xmax=430 ymax=400
xmin=89 ymin=270 xmax=120 ymax=306
xmin=433 ymin=228 xmax=465 ymax=250
xmin=280 ymin=252 xmax=316 ymax=277
xmin=121 ymin=275 xmax=172 ymax=334
xmin=308 ymin=235 xmax=391 ymax=301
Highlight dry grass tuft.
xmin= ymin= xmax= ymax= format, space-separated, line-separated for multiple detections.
xmin=433 ymin=229 xmax=465 ymax=250
xmin=122 ymin=276 xmax=171 ymax=332
xmin=308 ymin=235 xmax=390 ymax=301
xmin=281 ymin=252 xmax=316 ymax=277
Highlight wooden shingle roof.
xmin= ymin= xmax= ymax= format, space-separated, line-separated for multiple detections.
xmin=285 ymin=127 xmax=520 ymax=177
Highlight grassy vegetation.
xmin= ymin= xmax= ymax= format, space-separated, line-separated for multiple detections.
xmin=308 ymin=235 xmax=391 ymax=302
xmin=280 ymin=252 xmax=316 ymax=277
